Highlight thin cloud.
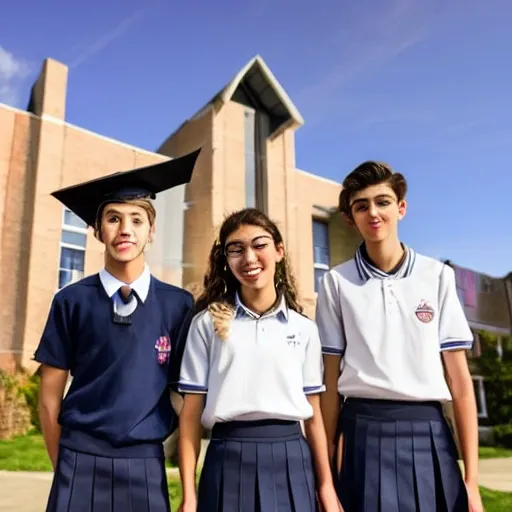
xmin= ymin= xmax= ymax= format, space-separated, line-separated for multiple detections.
xmin=69 ymin=7 xmax=151 ymax=69
xmin=0 ymin=46 xmax=31 ymax=106
xmin=294 ymin=0 xmax=437 ymax=124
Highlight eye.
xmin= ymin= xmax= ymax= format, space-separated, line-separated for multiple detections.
xmin=355 ymin=205 xmax=367 ymax=212
xmin=253 ymin=243 xmax=268 ymax=250
xmin=377 ymin=200 xmax=391 ymax=207
xmin=226 ymin=246 xmax=243 ymax=255
xmin=107 ymin=215 xmax=119 ymax=223
xmin=133 ymin=218 xmax=142 ymax=224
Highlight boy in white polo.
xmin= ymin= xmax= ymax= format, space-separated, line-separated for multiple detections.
xmin=317 ymin=161 xmax=483 ymax=512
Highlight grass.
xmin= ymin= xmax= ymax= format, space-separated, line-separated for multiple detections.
xmin=479 ymin=445 xmax=512 ymax=459
xmin=479 ymin=487 xmax=512 ymax=511
xmin=0 ymin=431 xmax=52 ymax=471
xmin=1 ymin=433 xmax=511 ymax=510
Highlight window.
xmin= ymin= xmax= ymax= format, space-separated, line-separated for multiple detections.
xmin=58 ymin=208 xmax=87 ymax=289
xmin=244 ymin=107 xmax=269 ymax=212
xmin=313 ymin=220 xmax=329 ymax=293
xmin=472 ymin=376 xmax=488 ymax=418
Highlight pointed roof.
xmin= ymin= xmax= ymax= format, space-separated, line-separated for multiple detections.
xmin=189 ymin=55 xmax=304 ymax=138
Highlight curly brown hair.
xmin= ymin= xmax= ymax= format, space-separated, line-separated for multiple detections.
xmin=195 ymin=208 xmax=302 ymax=339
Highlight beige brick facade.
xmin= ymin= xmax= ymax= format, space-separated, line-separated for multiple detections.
xmin=0 ymin=56 xmax=361 ymax=372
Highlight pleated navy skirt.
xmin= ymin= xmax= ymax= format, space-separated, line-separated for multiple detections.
xmin=197 ymin=419 xmax=317 ymax=512
xmin=335 ymin=398 xmax=468 ymax=512
xmin=46 ymin=429 xmax=170 ymax=512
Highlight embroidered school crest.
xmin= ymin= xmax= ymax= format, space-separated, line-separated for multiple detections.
xmin=286 ymin=334 xmax=301 ymax=347
xmin=155 ymin=336 xmax=171 ymax=365
xmin=415 ymin=300 xmax=435 ymax=323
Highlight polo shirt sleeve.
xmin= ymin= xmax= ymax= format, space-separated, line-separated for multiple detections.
xmin=438 ymin=264 xmax=473 ymax=351
xmin=178 ymin=312 xmax=210 ymax=394
xmin=316 ymin=271 xmax=346 ymax=356
xmin=302 ymin=321 xmax=326 ymax=395
xmin=33 ymin=294 xmax=73 ymax=370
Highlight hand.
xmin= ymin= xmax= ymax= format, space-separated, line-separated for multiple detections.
xmin=177 ymin=497 xmax=197 ymax=512
xmin=318 ymin=483 xmax=344 ymax=512
xmin=465 ymin=481 xmax=484 ymax=512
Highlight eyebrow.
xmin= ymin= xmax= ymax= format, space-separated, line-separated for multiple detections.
xmin=350 ymin=194 xmax=395 ymax=207
xmin=103 ymin=208 xmax=144 ymax=217
xmin=225 ymin=235 xmax=272 ymax=247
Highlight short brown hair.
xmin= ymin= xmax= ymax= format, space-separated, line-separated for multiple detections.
xmin=339 ymin=161 xmax=407 ymax=217
xmin=94 ymin=198 xmax=156 ymax=241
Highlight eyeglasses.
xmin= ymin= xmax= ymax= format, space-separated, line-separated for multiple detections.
xmin=224 ymin=236 xmax=273 ymax=259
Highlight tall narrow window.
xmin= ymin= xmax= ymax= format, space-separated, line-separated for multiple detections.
xmin=58 ymin=208 xmax=87 ymax=289
xmin=313 ymin=220 xmax=329 ymax=293
xmin=244 ymin=108 xmax=269 ymax=212
xmin=471 ymin=376 xmax=488 ymax=418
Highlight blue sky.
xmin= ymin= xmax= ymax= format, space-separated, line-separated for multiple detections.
xmin=1 ymin=0 xmax=510 ymax=277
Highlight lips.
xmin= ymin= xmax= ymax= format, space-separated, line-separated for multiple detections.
xmin=114 ymin=241 xmax=135 ymax=251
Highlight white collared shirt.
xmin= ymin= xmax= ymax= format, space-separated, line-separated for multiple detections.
xmin=178 ymin=294 xmax=325 ymax=429
xmin=316 ymin=247 xmax=473 ymax=402
xmin=99 ymin=264 xmax=151 ymax=311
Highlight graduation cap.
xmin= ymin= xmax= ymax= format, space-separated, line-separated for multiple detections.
xmin=51 ymin=148 xmax=201 ymax=227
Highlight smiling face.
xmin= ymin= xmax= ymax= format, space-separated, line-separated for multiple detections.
xmin=99 ymin=202 xmax=154 ymax=265
xmin=348 ymin=183 xmax=407 ymax=243
xmin=224 ymin=224 xmax=284 ymax=294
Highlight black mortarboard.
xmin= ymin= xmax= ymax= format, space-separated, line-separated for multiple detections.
xmin=51 ymin=148 xmax=201 ymax=227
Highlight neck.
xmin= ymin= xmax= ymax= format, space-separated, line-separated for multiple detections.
xmin=240 ymin=285 xmax=277 ymax=315
xmin=364 ymin=237 xmax=404 ymax=273
xmin=105 ymin=254 xmax=146 ymax=284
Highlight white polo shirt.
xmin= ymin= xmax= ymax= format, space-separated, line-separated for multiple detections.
xmin=316 ymin=246 xmax=473 ymax=402
xmin=178 ymin=294 xmax=325 ymax=429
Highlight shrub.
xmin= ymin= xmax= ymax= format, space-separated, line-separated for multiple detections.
xmin=493 ymin=424 xmax=512 ymax=449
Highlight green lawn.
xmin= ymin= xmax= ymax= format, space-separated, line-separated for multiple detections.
xmin=0 ymin=431 xmax=52 ymax=471
xmin=1 ymin=433 xmax=511 ymax=510
xmin=479 ymin=445 xmax=512 ymax=459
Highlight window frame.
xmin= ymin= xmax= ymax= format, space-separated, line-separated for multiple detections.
xmin=58 ymin=208 xmax=88 ymax=289
xmin=312 ymin=219 xmax=330 ymax=293
xmin=471 ymin=375 xmax=488 ymax=419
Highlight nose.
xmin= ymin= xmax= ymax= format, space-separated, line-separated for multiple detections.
xmin=368 ymin=202 xmax=378 ymax=217
xmin=243 ymin=246 xmax=258 ymax=264
xmin=119 ymin=218 xmax=133 ymax=236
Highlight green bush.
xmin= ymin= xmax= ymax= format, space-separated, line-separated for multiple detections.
xmin=0 ymin=370 xmax=41 ymax=433
xmin=493 ymin=424 xmax=512 ymax=449
xmin=18 ymin=374 xmax=41 ymax=433
xmin=473 ymin=333 xmax=512 ymax=425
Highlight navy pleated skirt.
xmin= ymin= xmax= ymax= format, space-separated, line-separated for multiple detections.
xmin=335 ymin=398 xmax=468 ymax=512
xmin=46 ymin=429 xmax=170 ymax=512
xmin=197 ymin=419 xmax=317 ymax=512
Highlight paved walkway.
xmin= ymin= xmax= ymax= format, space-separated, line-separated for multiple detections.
xmin=1 ymin=459 xmax=511 ymax=511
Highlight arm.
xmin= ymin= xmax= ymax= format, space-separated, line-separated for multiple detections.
xmin=315 ymin=272 xmax=345 ymax=460
xmin=305 ymin=394 xmax=336 ymax=487
xmin=179 ymin=394 xmax=205 ymax=507
xmin=38 ymin=364 xmax=69 ymax=469
xmin=176 ymin=312 xmax=210 ymax=509
xmin=442 ymin=350 xmax=479 ymax=485
xmin=305 ymin=395 xmax=342 ymax=511
xmin=321 ymin=354 xmax=342 ymax=459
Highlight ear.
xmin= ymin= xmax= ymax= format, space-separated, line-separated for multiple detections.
xmin=275 ymin=242 xmax=285 ymax=263
xmin=148 ymin=222 xmax=156 ymax=243
xmin=342 ymin=212 xmax=355 ymax=227
xmin=398 ymin=199 xmax=407 ymax=220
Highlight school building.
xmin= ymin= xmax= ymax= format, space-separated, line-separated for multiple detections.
xmin=445 ymin=261 xmax=512 ymax=423
xmin=0 ymin=55 xmax=362 ymax=374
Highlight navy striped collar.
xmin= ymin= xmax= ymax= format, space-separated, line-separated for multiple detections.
xmin=355 ymin=244 xmax=416 ymax=281
xmin=235 ymin=292 xmax=288 ymax=321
